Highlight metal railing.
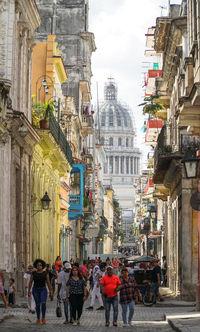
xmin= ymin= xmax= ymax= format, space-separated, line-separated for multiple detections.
xmin=69 ymin=195 xmax=81 ymax=205
xmin=49 ymin=113 xmax=73 ymax=165
xmin=81 ymin=114 xmax=94 ymax=127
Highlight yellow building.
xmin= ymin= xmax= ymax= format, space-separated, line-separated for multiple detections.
xmin=31 ymin=35 xmax=72 ymax=263
xmin=103 ymin=187 xmax=114 ymax=254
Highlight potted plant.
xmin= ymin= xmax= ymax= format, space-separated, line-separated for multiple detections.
xmin=32 ymin=97 xmax=54 ymax=129
xmin=139 ymin=95 xmax=164 ymax=116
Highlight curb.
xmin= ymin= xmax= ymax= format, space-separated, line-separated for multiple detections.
xmin=0 ymin=314 xmax=14 ymax=324
xmin=168 ymin=319 xmax=185 ymax=332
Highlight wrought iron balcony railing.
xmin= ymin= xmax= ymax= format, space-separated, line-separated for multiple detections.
xmin=49 ymin=113 xmax=73 ymax=165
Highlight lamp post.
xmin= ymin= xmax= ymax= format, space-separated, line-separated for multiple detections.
xmin=66 ymin=226 xmax=72 ymax=261
xmin=181 ymin=149 xmax=200 ymax=310
xmin=32 ymin=192 xmax=51 ymax=216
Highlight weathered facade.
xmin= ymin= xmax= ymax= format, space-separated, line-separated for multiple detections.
xmin=0 ymin=0 xmax=41 ymax=291
xmin=31 ymin=34 xmax=72 ymax=264
xmin=144 ymin=0 xmax=200 ymax=300
xmin=35 ymin=0 xmax=96 ymax=261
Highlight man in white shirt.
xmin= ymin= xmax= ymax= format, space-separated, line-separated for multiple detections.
xmin=24 ymin=265 xmax=35 ymax=313
xmin=57 ymin=262 xmax=72 ymax=323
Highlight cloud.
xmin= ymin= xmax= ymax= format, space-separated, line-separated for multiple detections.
xmin=89 ymin=0 xmax=181 ymax=162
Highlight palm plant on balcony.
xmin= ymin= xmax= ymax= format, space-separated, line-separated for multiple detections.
xmin=83 ymin=195 xmax=90 ymax=208
xmin=139 ymin=95 xmax=164 ymax=116
xmin=32 ymin=96 xmax=54 ymax=128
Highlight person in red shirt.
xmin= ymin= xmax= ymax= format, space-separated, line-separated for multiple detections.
xmin=100 ymin=266 xmax=121 ymax=327
xmin=80 ymin=260 xmax=88 ymax=281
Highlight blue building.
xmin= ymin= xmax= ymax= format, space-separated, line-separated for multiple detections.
xmin=68 ymin=164 xmax=86 ymax=220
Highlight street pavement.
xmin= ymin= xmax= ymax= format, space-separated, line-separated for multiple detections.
xmin=0 ymin=293 xmax=197 ymax=332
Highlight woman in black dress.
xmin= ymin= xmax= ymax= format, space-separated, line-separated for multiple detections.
xmin=66 ymin=265 xmax=87 ymax=326
xmin=28 ymin=259 xmax=52 ymax=324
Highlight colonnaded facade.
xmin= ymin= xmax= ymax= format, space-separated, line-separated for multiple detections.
xmin=96 ymin=79 xmax=141 ymax=242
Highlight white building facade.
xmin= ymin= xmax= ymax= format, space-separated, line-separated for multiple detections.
xmin=95 ymin=79 xmax=141 ymax=243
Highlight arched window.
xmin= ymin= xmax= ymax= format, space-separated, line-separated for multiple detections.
xmin=118 ymin=137 xmax=122 ymax=146
xmin=109 ymin=137 xmax=113 ymax=146
xmin=101 ymin=113 xmax=106 ymax=126
xmin=100 ymin=137 xmax=104 ymax=145
xmin=126 ymin=138 xmax=129 ymax=147
xmin=109 ymin=109 xmax=113 ymax=126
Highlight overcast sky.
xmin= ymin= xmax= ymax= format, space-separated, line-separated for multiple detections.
xmin=89 ymin=0 xmax=182 ymax=167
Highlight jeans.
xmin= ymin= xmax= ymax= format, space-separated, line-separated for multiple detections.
xmin=121 ymin=300 xmax=134 ymax=324
xmin=63 ymin=299 xmax=72 ymax=321
xmin=32 ymin=287 xmax=47 ymax=319
xmin=69 ymin=294 xmax=84 ymax=321
xmin=105 ymin=295 xmax=118 ymax=323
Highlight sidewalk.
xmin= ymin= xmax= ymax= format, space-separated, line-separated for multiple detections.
xmin=166 ymin=313 xmax=200 ymax=332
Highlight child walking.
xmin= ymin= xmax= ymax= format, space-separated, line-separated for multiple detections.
xmin=8 ymin=278 xmax=16 ymax=306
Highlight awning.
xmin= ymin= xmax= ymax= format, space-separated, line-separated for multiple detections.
xmin=148 ymin=231 xmax=162 ymax=239
xmin=79 ymin=237 xmax=90 ymax=243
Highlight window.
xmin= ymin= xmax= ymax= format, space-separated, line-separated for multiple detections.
xmin=126 ymin=157 xmax=129 ymax=174
xmin=104 ymin=157 xmax=108 ymax=174
xmin=109 ymin=156 xmax=113 ymax=174
xmin=126 ymin=138 xmax=129 ymax=147
xmin=101 ymin=113 xmax=106 ymax=126
xmin=134 ymin=157 xmax=136 ymax=174
xmin=100 ymin=137 xmax=104 ymax=145
xmin=109 ymin=109 xmax=113 ymax=126
xmin=118 ymin=137 xmax=122 ymax=146
xmin=130 ymin=157 xmax=133 ymax=174
xmin=109 ymin=137 xmax=113 ymax=146
xmin=115 ymin=156 xmax=119 ymax=174
xmin=121 ymin=156 xmax=124 ymax=174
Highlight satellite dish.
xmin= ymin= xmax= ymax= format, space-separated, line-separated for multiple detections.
xmin=190 ymin=191 xmax=200 ymax=211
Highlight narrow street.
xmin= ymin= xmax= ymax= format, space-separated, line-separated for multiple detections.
xmin=0 ymin=295 xmax=195 ymax=332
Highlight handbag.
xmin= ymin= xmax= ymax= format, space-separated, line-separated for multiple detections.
xmin=56 ymin=299 xmax=62 ymax=317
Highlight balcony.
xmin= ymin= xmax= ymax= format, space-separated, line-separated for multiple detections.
xmin=153 ymin=125 xmax=183 ymax=187
xmin=145 ymin=119 xmax=163 ymax=146
xmin=144 ymin=177 xmax=154 ymax=196
xmin=68 ymin=163 xmax=86 ymax=220
xmin=81 ymin=103 xmax=94 ymax=137
xmin=49 ymin=114 xmax=73 ymax=165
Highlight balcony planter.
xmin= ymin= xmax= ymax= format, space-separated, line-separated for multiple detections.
xmin=32 ymin=98 xmax=54 ymax=128
xmin=39 ymin=119 xmax=49 ymax=129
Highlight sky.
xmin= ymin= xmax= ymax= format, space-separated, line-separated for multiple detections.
xmin=89 ymin=0 xmax=182 ymax=167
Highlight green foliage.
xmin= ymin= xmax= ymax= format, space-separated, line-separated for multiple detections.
xmin=32 ymin=96 xmax=54 ymax=128
xmin=120 ymin=230 xmax=125 ymax=244
xmin=83 ymin=196 xmax=90 ymax=208
xmin=138 ymin=95 xmax=164 ymax=116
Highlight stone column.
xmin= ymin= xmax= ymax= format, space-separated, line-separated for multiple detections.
xmin=181 ymin=178 xmax=197 ymax=300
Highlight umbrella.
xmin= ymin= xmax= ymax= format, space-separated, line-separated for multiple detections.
xmin=127 ymin=255 xmax=141 ymax=261
xmin=134 ymin=255 xmax=159 ymax=263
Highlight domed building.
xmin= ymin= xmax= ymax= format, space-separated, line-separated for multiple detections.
xmin=95 ymin=78 xmax=141 ymax=242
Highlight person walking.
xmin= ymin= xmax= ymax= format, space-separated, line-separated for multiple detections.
xmin=66 ymin=265 xmax=87 ymax=326
xmin=100 ymin=266 xmax=121 ymax=327
xmin=57 ymin=262 xmax=72 ymax=324
xmin=116 ymin=267 xmax=136 ymax=327
xmin=0 ymin=269 xmax=9 ymax=308
xmin=112 ymin=257 xmax=119 ymax=276
xmin=28 ymin=259 xmax=52 ymax=324
xmin=55 ymin=256 xmax=62 ymax=272
xmin=87 ymin=263 xmax=105 ymax=310
xmin=8 ymin=278 xmax=16 ymax=306
xmin=24 ymin=265 xmax=35 ymax=313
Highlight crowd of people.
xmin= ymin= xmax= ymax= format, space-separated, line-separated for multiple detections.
xmin=0 ymin=255 xmax=167 ymax=326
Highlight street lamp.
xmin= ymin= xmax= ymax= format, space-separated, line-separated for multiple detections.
xmin=32 ymin=192 xmax=51 ymax=216
xmin=182 ymin=149 xmax=200 ymax=310
xmin=41 ymin=192 xmax=51 ymax=210
xmin=181 ymin=148 xmax=199 ymax=179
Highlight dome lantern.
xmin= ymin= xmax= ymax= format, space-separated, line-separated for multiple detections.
xmin=104 ymin=77 xmax=118 ymax=101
